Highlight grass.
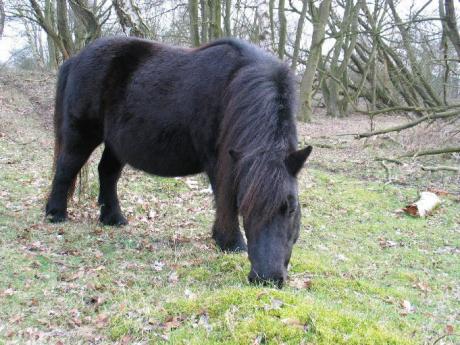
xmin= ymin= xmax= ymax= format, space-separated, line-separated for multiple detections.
xmin=0 ymin=77 xmax=459 ymax=344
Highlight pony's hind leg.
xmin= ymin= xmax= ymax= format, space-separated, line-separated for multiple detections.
xmin=46 ymin=136 xmax=99 ymax=223
xmin=98 ymin=146 xmax=127 ymax=226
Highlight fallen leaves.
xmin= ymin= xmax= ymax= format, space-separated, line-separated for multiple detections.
xmin=399 ymin=300 xmax=415 ymax=316
xmin=168 ymin=271 xmax=179 ymax=284
xmin=413 ymin=281 xmax=431 ymax=295
xmin=288 ymin=276 xmax=313 ymax=290
xmin=95 ymin=313 xmax=109 ymax=329
xmin=161 ymin=315 xmax=184 ymax=330
xmin=378 ymin=237 xmax=398 ymax=249
xmin=1 ymin=287 xmax=16 ymax=297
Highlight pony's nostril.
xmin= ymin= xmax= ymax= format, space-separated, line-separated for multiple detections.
xmin=248 ymin=271 xmax=286 ymax=288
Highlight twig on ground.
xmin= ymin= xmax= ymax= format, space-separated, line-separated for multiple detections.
xmin=421 ymin=165 xmax=459 ymax=172
xmin=353 ymin=109 xmax=460 ymax=139
xmin=374 ymin=157 xmax=403 ymax=165
xmin=432 ymin=333 xmax=459 ymax=345
xmin=399 ymin=146 xmax=460 ymax=158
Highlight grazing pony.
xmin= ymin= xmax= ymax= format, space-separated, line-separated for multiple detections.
xmin=45 ymin=37 xmax=312 ymax=287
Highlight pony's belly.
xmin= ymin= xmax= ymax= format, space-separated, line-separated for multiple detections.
xmin=109 ymin=128 xmax=204 ymax=177
xmin=127 ymin=154 xmax=203 ymax=177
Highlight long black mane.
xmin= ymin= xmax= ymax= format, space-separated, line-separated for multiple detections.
xmin=215 ymin=40 xmax=298 ymax=223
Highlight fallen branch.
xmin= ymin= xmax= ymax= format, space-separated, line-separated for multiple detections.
xmin=421 ymin=165 xmax=460 ymax=172
xmin=374 ymin=157 xmax=403 ymax=165
xmin=354 ymin=109 xmax=460 ymax=139
xmin=311 ymin=142 xmax=347 ymax=149
xmin=399 ymin=146 xmax=460 ymax=158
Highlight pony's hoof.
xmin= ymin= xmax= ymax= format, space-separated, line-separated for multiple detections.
xmin=46 ymin=210 xmax=67 ymax=223
xmin=100 ymin=212 xmax=128 ymax=226
xmin=215 ymin=237 xmax=247 ymax=253
xmin=225 ymin=242 xmax=248 ymax=253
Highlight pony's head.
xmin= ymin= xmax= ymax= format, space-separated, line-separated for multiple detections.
xmin=232 ymin=146 xmax=312 ymax=287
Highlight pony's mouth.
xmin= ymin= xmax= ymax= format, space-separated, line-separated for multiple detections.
xmin=248 ymin=268 xmax=287 ymax=288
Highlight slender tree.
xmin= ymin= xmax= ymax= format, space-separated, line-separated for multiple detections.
xmin=278 ymin=0 xmax=286 ymax=59
xmin=291 ymin=0 xmax=308 ymax=70
xmin=0 ymin=0 xmax=5 ymax=39
xmin=224 ymin=0 xmax=231 ymax=36
xmin=189 ymin=0 xmax=200 ymax=46
xmin=443 ymin=0 xmax=460 ymax=60
xmin=298 ymin=0 xmax=332 ymax=122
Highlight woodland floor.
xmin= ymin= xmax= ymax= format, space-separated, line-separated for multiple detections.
xmin=0 ymin=70 xmax=459 ymax=344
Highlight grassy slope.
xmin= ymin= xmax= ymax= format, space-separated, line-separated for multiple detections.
xmin=0 ymin=79 xmax=459 ymax=344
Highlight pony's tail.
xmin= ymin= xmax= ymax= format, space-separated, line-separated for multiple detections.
xmin=52 ymin=58 xmax=76 ymax=199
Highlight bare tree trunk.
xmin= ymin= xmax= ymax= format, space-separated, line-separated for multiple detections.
xmin=0 ymin=0 xmax=5 ymax=39
xmin=298 ymin=0 xmax=332 ymax=122
xmin=189 ymin=0 xmax=200 ymax=46
xmin=269 ymin=0 xmax=275 ymax=50
xmin=291 ymin=0 xmax=308 ymax=70
xmin=200 ymin=0 xmax=208 ymax=43
xmin=44 ymin=0 xmax=57 ymax=69
xmin=69 ymin=0 xmax=101 ymax=44
xmin=56 ymin=0 xmax=74 ymax=57
xmin=207 ymin=0 xmax=221 ymax=40
xmin=213 ymin=0 xmax=221 ymax=39
xmin=29 ymin=0 xmax=70 ymax=59
xmin=443 ymin=0 xmax=460 ymax=60
xmin=388 ymin=0 xmax=442 ymax=107
xmin=278 ymin=0 xmax=286 ymax=59
xmin=113 ymin=0 xmax=150 ymax=38
xmin=224 ymin=0 xmax=231 ymax=36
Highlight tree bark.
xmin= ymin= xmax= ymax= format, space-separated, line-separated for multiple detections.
xmin=388 ymin=0 xmax=442 ymax=107
xmin=44 ymin=0 xmax=57 ymax=69
xmin=208 ymin=0 xmax=221 ymax=40
xmin=0 ymin=0 xmax=5 ymax=39
xmin=200 ymin=0 xmax=208 ymax=43
xmin=278 ymin=0 xmax=287 ymax=59
xmin=298 ymin=0 xmax=332 ymax=122
xmin=56 ymin=0 xmax=74 ymax=56
xmin=269 ymin=0 xmax=275 ymax=50
xmin=291 ymin=0 xmax=308 ymax=70
xmin=224 ymin=0 xmax=231 ymax=36
xmin=443 ymin=0 xmax=460 ymax=60
xmin=29 ymin=0 xmax=70 ymax=59
xmin=69 ymin=0 xmax=101 ymax=44
xmin=189 ymin=0 xmax=200 ymax=46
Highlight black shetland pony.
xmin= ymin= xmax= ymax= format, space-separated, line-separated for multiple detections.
xmin=46 ymin=37 xmax=312 ymax=287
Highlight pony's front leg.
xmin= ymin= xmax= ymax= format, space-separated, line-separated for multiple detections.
xmin=212 ymin=207 xmax=247 ymax=252
xmin=98 ymin=146 xmax=127 ymax=226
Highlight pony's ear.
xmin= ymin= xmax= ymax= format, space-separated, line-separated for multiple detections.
xmin=285 ymin=146 xmax=312 ymax=176
xmin=229 ymin=149 xmax=242 ymax=162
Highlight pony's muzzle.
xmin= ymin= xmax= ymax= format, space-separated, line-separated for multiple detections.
xmin=248 ymin=268 xmax=287 ymax=288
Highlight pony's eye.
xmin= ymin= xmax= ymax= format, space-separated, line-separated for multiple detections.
xmin=280 ymin=196 xmax=297 ymax=216
xmin=287 ymin=195 xmax=297 ymax=215
xmin=280 ymin=202 xmax=288 ymax=215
